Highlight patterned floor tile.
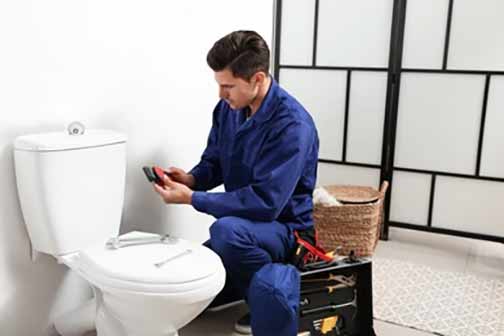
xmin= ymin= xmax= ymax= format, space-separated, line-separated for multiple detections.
xmin=374 ymin=257 xmax=504 ymax=336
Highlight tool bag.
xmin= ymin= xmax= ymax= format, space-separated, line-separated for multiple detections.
xmin=252 ymin=232 xmax=375 ymax=336
xmin=297 ymin=256 xmax=375 ymax=336
xmin=290 ymin=228 xmax=333 ymax=269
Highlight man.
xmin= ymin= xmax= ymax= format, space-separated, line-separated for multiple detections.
xmin=153 ymin=30 xmax=319 ymax=335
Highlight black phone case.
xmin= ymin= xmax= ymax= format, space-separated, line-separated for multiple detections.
xmin=142 ymin=166 xmax=163 ymax=185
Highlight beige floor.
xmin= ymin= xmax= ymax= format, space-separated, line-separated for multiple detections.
xmin=179 ymin=227 xmax=504 ymax=336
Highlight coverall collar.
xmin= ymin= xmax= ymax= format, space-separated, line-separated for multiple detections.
xmin=245 ymin=76 xmax=278 ymax=125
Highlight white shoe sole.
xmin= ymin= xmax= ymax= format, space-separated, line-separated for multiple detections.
xmin=234 ymin=323 xmax=252 ymax=335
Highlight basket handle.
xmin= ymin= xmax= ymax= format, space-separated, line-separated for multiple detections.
xmin=379 ymin=181 xmax=389 ymax=197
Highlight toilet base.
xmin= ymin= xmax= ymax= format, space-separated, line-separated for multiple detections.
xmin=95 ymin=290 xmax=181 ymax=336
xmin=54 ymin=298 xmax=95 ymax=336
xmin=52 ymin=291 xmax=181 ymax=336
xmin=96 ymin=311 xmax=179 ymax=336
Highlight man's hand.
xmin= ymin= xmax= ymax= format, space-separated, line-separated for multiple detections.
xmin=153 ymin=174 xmax=193 ymax=204
xmin=166 ymin=167 xmax=196 ymax=189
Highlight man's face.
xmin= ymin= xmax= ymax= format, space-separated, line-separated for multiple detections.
xmin=214 ymin=68 xmax=259 ymax=110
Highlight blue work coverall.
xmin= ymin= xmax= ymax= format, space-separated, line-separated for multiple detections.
xmin=190 ymin=78 xmax=319 ymax=335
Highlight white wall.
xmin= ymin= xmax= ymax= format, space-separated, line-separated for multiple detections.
xmin=0 ymin=1 xmax=274 ymax=334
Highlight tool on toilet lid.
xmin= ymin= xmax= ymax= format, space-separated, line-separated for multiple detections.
xmin=154 ymin=249 xmax=192 ymax=268
xmin=106 ymin=234 xmax=174 ymax=249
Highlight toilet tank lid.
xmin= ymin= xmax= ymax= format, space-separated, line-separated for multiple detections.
xmin=14 ymin=130 xmax=127 ymax=152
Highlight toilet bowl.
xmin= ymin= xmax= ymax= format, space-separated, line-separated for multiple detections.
xmin=13 ymin=127 xmax=226 ymax=336
xmin=58 ymin=232 xmax=225 ymax=336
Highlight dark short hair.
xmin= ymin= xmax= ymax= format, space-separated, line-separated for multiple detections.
xmin=207 ymin=30 xmax=270 ymax=81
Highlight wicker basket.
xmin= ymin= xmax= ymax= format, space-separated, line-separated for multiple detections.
xmin=314 ymin=181 xmax=389 ymax=257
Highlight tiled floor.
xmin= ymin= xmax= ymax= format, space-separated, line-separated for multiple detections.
xmin=179 ymin=227 xmax=504 ymax=336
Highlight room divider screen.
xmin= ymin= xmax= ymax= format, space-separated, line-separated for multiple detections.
xmin=273 ymin=0 xmax=504 ymax=242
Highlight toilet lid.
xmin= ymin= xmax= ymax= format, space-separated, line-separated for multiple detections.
xmin=79 ymin=235 xmax=222 ymax=288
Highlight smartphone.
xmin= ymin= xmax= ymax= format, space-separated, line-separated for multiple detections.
xmin=142 ymin=166 xmax=167 ymax=186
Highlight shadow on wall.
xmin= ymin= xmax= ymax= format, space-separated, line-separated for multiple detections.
xmin=0 ymin=125 xmax=91 ymax=336
xmin=96 ymin=111 xmax=214 ymax=243
xmin=95 ymin=110 xmax=177 ymax=236
xmin=121 ymin=146 xmax=176 ymax=236
xmin=120 ymin=143 xmax=214 ymax=242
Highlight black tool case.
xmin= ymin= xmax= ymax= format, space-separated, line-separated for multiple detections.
xmin=298 ymin=258 xmax=375 ymax=336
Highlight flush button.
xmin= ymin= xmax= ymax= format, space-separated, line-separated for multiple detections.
xmin=67 ymin=121 xmax=85 ymax=135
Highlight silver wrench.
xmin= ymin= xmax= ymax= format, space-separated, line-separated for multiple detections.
xmin=154 ymin=249 xmax=192 ymax=268
xmin=106 ymin=234 xmax=175 ymax=249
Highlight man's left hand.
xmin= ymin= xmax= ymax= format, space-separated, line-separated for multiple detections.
xmin=153 ymin=174 xmax=193 ymax=205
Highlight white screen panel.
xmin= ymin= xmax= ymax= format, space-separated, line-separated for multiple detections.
xmin=279 ymin=69 xmax=347 ymax=161
xmin=433 ymin=177 xmax=504 ymax=237
xmin=347 ymin=71 xmax=387 ymax=165
xmin=280 ymin=0 xmax=316 ymax=66
xmin=402 ymin=0 xmax=449 ymax=69
xmin=317 ymin=162 xmax=380 ymax=189
xmin=480 ymin=76 xmax=504 ymax=178
xmin=317 ymin=0 xmax=393 ymax=67
xmin=395 ymin=73 xmax=485 ymax=174
xmin=390 ymin=171 xmax=431 ymax=226
xmin=448 ymin=0 xmax=504 ymax=71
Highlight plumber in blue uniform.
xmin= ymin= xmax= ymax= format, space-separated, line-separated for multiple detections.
xmin=153 ymin=30 xmax=319 ymax=335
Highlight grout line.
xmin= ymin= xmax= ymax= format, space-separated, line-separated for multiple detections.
xmin=374 ymin=318 xmax=446 ymax=335
xmin=463 ymin=241 xmax=474 ymax=275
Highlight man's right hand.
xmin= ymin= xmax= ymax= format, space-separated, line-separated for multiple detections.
xmin=166 ymin=167 xmax=196 ymax=189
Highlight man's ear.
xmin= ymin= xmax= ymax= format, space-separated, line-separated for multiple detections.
xmin=252 ymin=72 xmax=266 ymax=84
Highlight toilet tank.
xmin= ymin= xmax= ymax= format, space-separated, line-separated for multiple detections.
xmin=14 ymin=129 xmax=127 ymax=256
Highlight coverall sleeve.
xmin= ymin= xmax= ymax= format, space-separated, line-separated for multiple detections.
xmin=189 ymin=102 xmax=224 ymax=191
xmin=191 ymin=120 xmax=313 ymax=221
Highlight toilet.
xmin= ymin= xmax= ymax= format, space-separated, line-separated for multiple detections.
xmin=13 ymin=126 xmax=226 ymax=336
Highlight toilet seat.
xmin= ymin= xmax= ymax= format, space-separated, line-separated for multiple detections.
xmin=77 ymin=234 xmax=223 ymax=294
